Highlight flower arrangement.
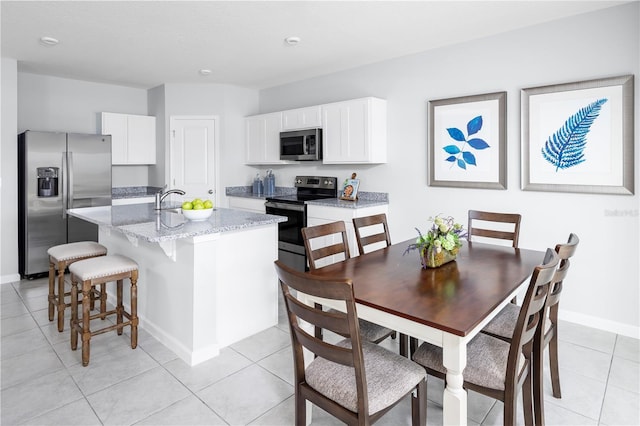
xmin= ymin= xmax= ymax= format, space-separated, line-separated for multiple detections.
xmin=404 ymin=215 xmax=466 ymax=268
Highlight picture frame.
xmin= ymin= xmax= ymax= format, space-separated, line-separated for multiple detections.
xmin=340 ymin=178 xmax=359 ymax=201
xmin=428 ymin=91 xmax=507 ymax=189
xmin=521 ymin=75 xmax=634 ymax=195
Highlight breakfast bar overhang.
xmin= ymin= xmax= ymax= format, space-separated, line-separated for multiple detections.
xmin=68 ymin=204 xmax=286 ymax=366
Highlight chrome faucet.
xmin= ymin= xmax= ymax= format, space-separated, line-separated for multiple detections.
xmin=154 ymin=188 xmax=186 ymax=210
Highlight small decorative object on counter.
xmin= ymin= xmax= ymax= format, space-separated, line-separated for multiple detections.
xmin=252 ymin=173 xmax=263 ymax=195
xmin=181 ymin=197 xmax=214 ymax=221
xmin=264 ymin=169 xmax=275 ymax=196
xmin=404 ymin=215 xmax=466 ymax=268
xmin=340 ymin=172 xmax=360 ymax=201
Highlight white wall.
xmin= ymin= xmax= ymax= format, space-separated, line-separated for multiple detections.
xmin=17 ymin=73 xmax=150 ymax=187
xmin=1 ymin=58 xmax=19 ymax=283
xmin=148 ymin=84 xmax=166 ymax=187
xmin=258 ymin=3 xmax=640 ymax=336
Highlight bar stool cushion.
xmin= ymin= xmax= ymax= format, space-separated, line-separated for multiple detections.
xmin=48 ymin=241 xmax=107 ymax=262
xmin=69 ymin=254 xmax=138 ymax=281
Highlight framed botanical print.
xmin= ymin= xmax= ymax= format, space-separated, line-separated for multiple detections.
xmin=428 ymin=91 xmax=507 ymax=189
xmin=521 ymin=75 xmax=634 ymax=195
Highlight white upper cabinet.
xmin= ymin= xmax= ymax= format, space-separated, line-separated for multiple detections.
xmin=245 ymin=112 xmax=291 ymax=165
xmin=245 ymin=97 xmax=387 ymax=165
xmin=101 ymin=112 xmax=156 ymax=165
xmin=282 ymin=106 xmax=322 ymax=130
xmin=321 ymin=97 xmax=387 ymax=164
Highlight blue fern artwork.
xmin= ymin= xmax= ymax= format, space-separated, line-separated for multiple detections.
xmin=443 ymin=115 xmax=490 ymax=170
xmin=541 ymin=98 xmax=608 ymax=172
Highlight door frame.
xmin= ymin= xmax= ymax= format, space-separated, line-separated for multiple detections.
xmin=168 ymin=115 xmax=220 ymax=205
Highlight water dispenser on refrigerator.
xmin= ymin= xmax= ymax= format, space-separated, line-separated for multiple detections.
xmin=37 ymin=167 xmax=59 ymax=197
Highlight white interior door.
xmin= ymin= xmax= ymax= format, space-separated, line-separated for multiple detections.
xmin=170 ymin=116 xmax=218 ymax=202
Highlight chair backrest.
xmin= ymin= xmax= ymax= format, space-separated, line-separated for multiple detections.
xmin=505 ymin=248 xmax=559 ymax=388
xmin=352 ymin=213 xmax=392 ymax=255
xmin=468 ymin=210 xmax=522 ymax=248
xmin=301 ymin=221 xmax=350 ymax=271
xmin=546 ymin=233 xmax=579 ymax=308
xmin=274 ymin=260 xmax=370 ymax=416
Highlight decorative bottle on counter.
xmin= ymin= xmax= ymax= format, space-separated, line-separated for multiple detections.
xmin=252 ymin=173 xmax=263 ymax=195
xmin=264 ymin=170 xmax=275 ymax=196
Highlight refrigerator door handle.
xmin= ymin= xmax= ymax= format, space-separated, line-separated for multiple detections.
xmin=61 ymin=152 xmax=68 ymax=219
xmin=68 ymin=151 xmax=74 ymax=212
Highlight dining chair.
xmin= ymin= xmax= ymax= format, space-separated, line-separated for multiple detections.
xmin=274 ymin=260 xmax=427 ymax=426
xmin=481 ymin=233 xmax=579 ymax=404
xmin=467 ymin=209 xmax=522 ymax=248
xmin=352 ymin=213 xmax=392 ymax=255
xmin=301 ymin=221 xmax=396 ymax=345
xmin=468 ymin=209 xmax=522 ymax=307
xmin=352 ymin=213 xmax=411 ymax=357
xmin=412 ymin=248 xmax=559 ymax=426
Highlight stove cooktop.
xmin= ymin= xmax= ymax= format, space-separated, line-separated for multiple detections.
xmin=267 ymin=176 xmax=338 ymax=204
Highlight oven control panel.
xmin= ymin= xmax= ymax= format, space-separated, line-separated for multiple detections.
xmin=295 ymin=176 xmax=336 ymax=189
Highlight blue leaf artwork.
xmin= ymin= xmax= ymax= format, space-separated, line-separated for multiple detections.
xmin=444 ymin=115 xmax=490 ymax=170
xmin=541 ymin=98 xmax=608 ymax=172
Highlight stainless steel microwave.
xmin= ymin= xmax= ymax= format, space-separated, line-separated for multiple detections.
xmin=280 ymin=128 xmax=322 ymax=161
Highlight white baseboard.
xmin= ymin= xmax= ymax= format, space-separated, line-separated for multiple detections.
xmin=1 ymin=274 xmax=21 ymax=285
xmin=560 ymin=309 xmax=640 ymax=339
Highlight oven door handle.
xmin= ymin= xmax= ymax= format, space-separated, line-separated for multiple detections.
xmin=265 ymin=201 xmax=306 ymax=212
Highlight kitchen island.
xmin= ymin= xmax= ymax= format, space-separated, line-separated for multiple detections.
xmin=67 ymin=204 xmax=286 ymax=366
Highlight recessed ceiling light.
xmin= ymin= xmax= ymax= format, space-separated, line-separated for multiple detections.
xmin=284 ymin=36 xmax=301 ymax=46
xmin=39 ymin=36 xmax=59 ymax=46
xmin=199 ymin=69 xmax=212 ymax=76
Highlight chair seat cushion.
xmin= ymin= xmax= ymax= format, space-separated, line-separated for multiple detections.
xmin=327 ymin=309 xmax=393 ymax=343
xmin=306 ymin=339 xmax=425 ymax=415
xmin=69 ymin=255 xmax=138 ymax=281
xmin=412 ymin=333 xmax=524 ymax=391
xmin=48 ymin=241 xmax=107 ymax=262
xmin=481 ymin=303 xmax=519 ymax=339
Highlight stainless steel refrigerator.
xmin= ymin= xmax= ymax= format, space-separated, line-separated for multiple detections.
xmin=18 ymin=130 xmax=112 ymax=278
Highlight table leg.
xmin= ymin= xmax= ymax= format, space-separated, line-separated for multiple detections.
xmin=442 ymin=333 xmax=467 ymax=426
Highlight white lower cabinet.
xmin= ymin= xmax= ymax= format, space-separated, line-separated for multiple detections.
xmin=306 ymin=204 xmax=389 ymax=264
xmin=228 ymin=197 xmax=266 ymax=213
xmin=112 ymin=196 xmax=154 ymax=206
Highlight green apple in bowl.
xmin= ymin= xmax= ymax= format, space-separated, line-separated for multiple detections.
xmin=181 ymin=198 xmax=214 ymax=220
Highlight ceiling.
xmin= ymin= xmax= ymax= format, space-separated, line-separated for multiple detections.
xmin=1 ymin=1 xmax=628 ymax=90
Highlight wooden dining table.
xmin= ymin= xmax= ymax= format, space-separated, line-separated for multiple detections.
xmin=305 ymin=239 xmax=545 ymax=425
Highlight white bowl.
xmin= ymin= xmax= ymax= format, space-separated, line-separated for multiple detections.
xmin=182 ymin=208 xmax=213 ymax=221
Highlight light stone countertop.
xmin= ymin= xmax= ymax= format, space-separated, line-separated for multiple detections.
xmin=112 ymin=186 xmax=162 ymax=199
xmin=68 ymin=204 xmax=286 ymax=243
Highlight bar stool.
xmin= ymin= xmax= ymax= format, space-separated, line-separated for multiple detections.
xmin=48 ymin=241 xmax=108 ymax=332
xmin=69 ymin=254 xmax=139 ymax=367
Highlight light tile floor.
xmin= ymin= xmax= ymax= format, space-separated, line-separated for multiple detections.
xmin=1 ymin=276 xmax=639 ymax=425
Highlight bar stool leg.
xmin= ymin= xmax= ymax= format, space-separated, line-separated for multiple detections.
xmin=100 ymin=283 xmax=107 ymax=320
xmin=116 ymin=279 xmax=123 ymax=335
xmin=70 ymin=278 xmax=79 ymax=350
xmin=130 ymin=272 xmax=138 ymax=349
xmin=56 ymin=261 xmax=66 ymax=332
xmin=81 ymin=281 xmax=92 ymax=367
xmin=48 ymin=261 xmax=55 ymax=322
